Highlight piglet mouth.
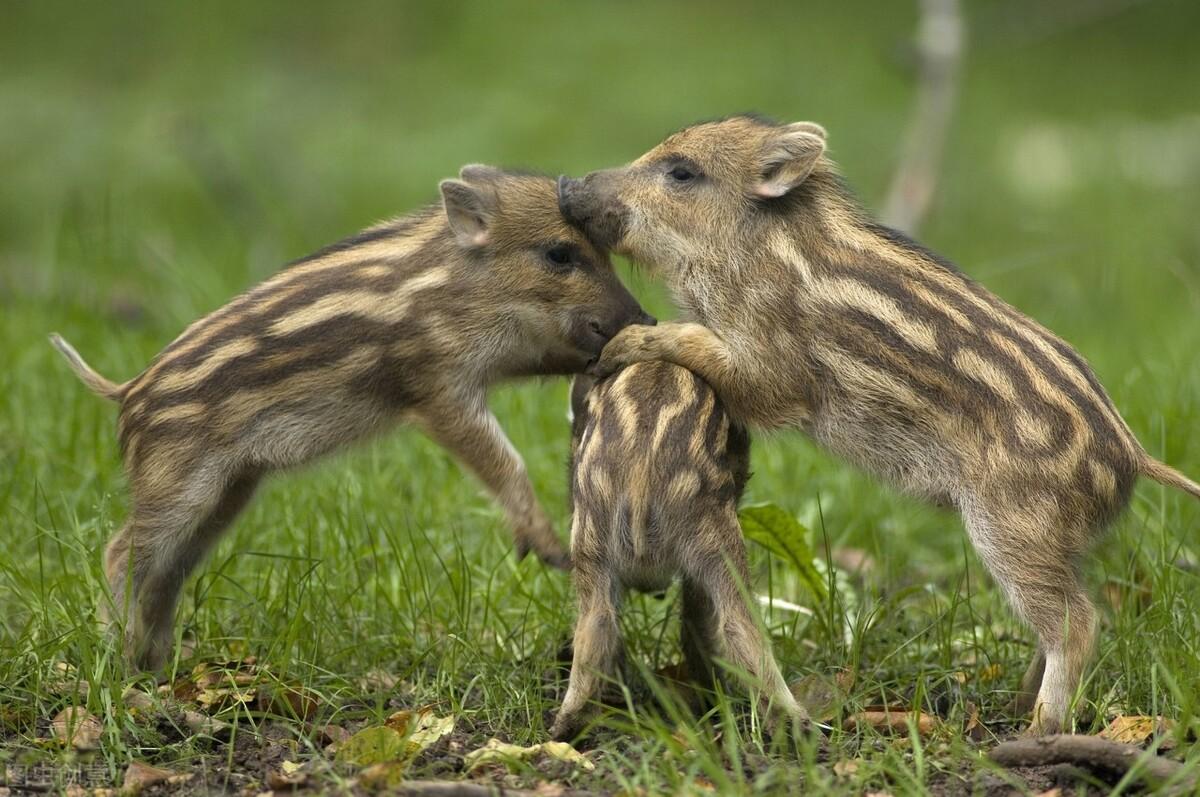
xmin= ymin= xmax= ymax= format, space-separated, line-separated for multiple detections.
xmin=572 ymin=320 xmax=612 ymax=369
xmin=585 ymin=320 xmax=613 ymax=351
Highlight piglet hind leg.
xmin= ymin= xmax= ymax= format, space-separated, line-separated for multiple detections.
xmin=1011 ymin=649 xmax=1046 ymax=717
xmin=688 ymin=526 xmax=809 ymax=729
xmin=964 ymin=504 xmax=1097 ymax=736
xmin=102 ymin=465 xmax=260 ymax=670
xmin=550 ymin=567 xmax=623 ymax=741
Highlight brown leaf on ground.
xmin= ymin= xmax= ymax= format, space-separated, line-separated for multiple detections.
xmin=257 ymin=683 xmax=320 ymax=720
xmin=123 ymin=761 xmax=178 ymax=793
xmin=464 ymin=738 xmax=595 ymax=773
xmin=832 ymin=759 xmax=860 ymax=778
xmin=51 ymin=707 xmax=103 ymax=750
xmin=335 ymin=714 xmax=458 ymax=770
xmin=1098 ymin=715 xmax=1176 ymax=746
xmin=844 ymin=706 xmax=938 ymax=737
xmin=267 ymin=760 xmax=307 ymax=790
xmin=46 ymin=662 xmax=91 ymax=698
xmin=197 ymin=686 xmax=256 ymax=711
xmin=183 ymin=709 xmax=231 ymax=738
xmin=963 ymin=701 xmax=989 ymax=742
xmin=122 ymin=687 xmax=156 ymax=715
xmin=318 ymin=724 xmax=351 ymax=745
xmin=337 ymin=725 xmax=408 ymax=766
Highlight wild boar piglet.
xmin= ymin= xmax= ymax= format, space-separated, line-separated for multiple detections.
xmin=52 ymin=165 xmax=652 ymax=670
xmin=559 ymin=115 xmax=1200 ymax=735
xmin=551 ymin=361 xmax=804 ymax=741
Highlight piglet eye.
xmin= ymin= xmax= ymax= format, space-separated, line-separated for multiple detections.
xmin=545 ymin=244 xmax=574 ymax=268
xmin=669 ymin=166 xmax=696 ymax=182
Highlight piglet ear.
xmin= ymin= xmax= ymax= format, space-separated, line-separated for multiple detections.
xmin=439 ymin=178 xmax=496 ymax=248
xmin=752 ymin=122 xmax=827 ymax=199
xmin=459 ymin=163 xmax=505 ymax=185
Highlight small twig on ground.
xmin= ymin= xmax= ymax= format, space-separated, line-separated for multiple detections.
xmin=989 ymin=734 xmax=1195 ymax=793
xmin=389 ymin=781 xmax=601 ymax=797
xmin=881 ymin=0 xmax=965 ymax=235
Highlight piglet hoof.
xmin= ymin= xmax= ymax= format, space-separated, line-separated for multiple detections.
xmin=549 ymin=713 xmax=585 ymax=742
xmin=516 ymin=536 xmax=572 ymax=571
xmin=1022 ymin=710 xmax=1063 ymax=738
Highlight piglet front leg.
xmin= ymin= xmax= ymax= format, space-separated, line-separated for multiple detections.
xmin=417 ymin=393 xmax=569 ymax=569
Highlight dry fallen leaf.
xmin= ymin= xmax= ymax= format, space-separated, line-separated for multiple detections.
xmin=336 ymin=710 xmax=454 ymax=769
xmin=963 ymin=701 xmax=988 ymax=742
xmin=267 ymin=760 xmax=307 ymax=790
xmin=51 ymin=707 xmax=103 ymax=750
xmin=464 ymin=738 xmax=595 ymax=773
xmin=45 ymin=662 xmax=90 ymax=698
xmin=197 ymin=686 xmax=257 ymax=710
xmin=337 ymin=726 xmax=409 ymax=767
xmin=123 ymin=760 xmax=177 ymax=793
xmin=386 ymin=707 xmax=455 ymax=754
xmin=183 ymin=709 xmax=231 ymax=738
xmin=319 ymin=724 xmax=351 ymax=745
xmin=844 ymin=707 xmax=938 ymax=737
xmin=832 ymin=759 xmax=860 ymax=778
xmin=122 ymin=687 xmax=156 ymax=715
xmin=258 ymin=683 xmax=320 ymax=720
xmin=1098 ymin=715 xmax=1175 ymax=746
xmin=1034 ymin=789 xmax=1063 ymax=797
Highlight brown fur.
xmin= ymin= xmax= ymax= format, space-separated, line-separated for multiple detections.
xmin=51 ymin=165 xmax=651 ymax=670
xmin=550 ymin=362 xmax=803 ymax=740
xmin=558 ymin=115 xmax=1200 ymax=735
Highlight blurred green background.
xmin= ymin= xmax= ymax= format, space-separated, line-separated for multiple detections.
xmin=2 ymin=0 xmax=1198 ymax=736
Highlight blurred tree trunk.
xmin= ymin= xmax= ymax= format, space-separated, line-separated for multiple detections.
xmin=882 ymin=0 xmax=965 ymax=235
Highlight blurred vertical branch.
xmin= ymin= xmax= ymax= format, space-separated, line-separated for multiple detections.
xmin=881 ymin=0 xmax=965 ymax=235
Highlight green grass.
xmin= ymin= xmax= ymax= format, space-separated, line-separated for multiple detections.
xmin=3 ymin=1 xmax=1200 ymax=794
